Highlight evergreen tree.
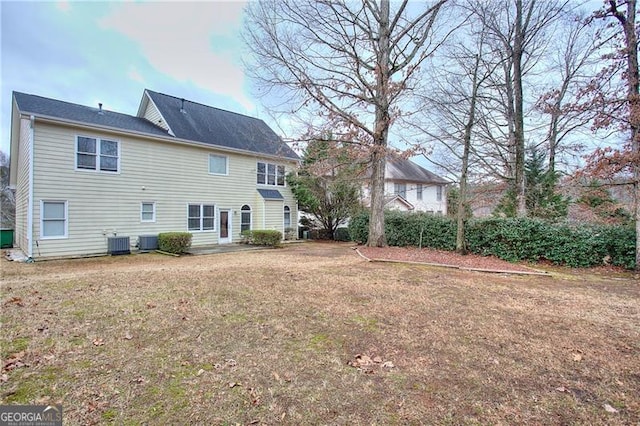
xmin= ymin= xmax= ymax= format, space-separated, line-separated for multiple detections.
xmin=287 ymin=140 xmax=363 ymax=240
xmin=524 ymin=146 xmax=568 ymax=220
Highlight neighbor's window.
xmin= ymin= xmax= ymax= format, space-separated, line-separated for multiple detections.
xmin=209 ymin=154 xmax=228 ymax=175
xmin=394 ymin=183 xmax=407 ymax=199
xmin=416 ymin=184 xmax=423 ymax=200
xmin=41 ymin=201 xmax=67 ymax=238
xmin=436 ymin=185 xmax=443 ymax=201
xmin=76 ymin=136 xmax=119 ymax=172
xmin=284 ymin=205 xmax=291 ymax=228
xmin=241 ymin=205 xmax=252 ymax=233
xmin=141 ymin=202 xmax=156 ymax=222
xmin=257 ymin=162 xmax=285 ymax=186
xmin=188 ymin=204 xmax=215 ymax=231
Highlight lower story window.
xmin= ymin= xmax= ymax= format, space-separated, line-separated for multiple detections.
xmin=188 ymin=204 xmax=215 ymax=231
xmin=41 ymin=200 xmax=67 ymax=238
xmin=284 ymin=205 xmax=291 ymax=228
xmin=241 ymin=205 xmax=251 ymax=233
xmin=141 ymin=202 xmax=156 ymax=222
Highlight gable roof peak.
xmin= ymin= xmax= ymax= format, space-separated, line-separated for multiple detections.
xmin=144 ymin=89 xmax=299 ymax=160
xmin=144 ymin=89 xmax=261 ymax=121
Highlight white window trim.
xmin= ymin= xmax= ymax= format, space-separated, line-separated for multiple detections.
xmin=416 ymin=184 xmax=423 ymax=201
xmin=187 ymin=203 xmax=216 ymax=232
xmin=283 ymin=205 xmax=291 ymax=229
xmin=141 ymin=202 xmax=156 ymax=223
xmin=436 ymin=185 xmax=443 ymax=202
xmin=240 ymin=205 xmax=252 ymax=233
xmin=394 ymin=183 xmax=407 ymax=199
xmin=40 ymin=200 xmax=68 ymax=239
xmin=208 ymin=153 xmax=229 ymax=176
xmin=257 ymin=161 xmax=286 ymax=187
xmin=75 ymin=135 xmax=121 ymax=174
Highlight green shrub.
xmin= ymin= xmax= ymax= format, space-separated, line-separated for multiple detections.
xmin=334 ymin=227 xmax=350 ymax=242
xmin=348 ymin=210 xmax=370 ymax=244
xmin=240 ymin=230 xmax=252 ymax=244
xmin=599 ymin=225 xmax=636 ymax=269
xmin=247 ymin=230 xmax=282 ymax=246
xmin=466 ymin=218 xmax=548 ymax=262
xmin=158 ymin=232 xmax=192 ymax=254
xmin=349 ymin=210 xmax=636 ymax=269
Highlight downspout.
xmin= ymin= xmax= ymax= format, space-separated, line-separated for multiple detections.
xmin=26 ymin=115 xmax=35 ymax=258
xmin=262 ymin=199 xmax=266 ymax=229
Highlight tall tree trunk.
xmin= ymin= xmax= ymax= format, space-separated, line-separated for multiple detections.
xmin=619 ymin=0 xmax=639 ymax=270
xmin=457 ymin=53 xmax=482 ymax=254
xmin=513 ymin=0 xmax=527 ymax=217
xmin=367 ymin=0 xmax=391 ymax=247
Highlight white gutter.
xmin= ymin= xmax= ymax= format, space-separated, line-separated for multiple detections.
xmin=19 ymin=112 xmax=300 ymax=164
xmin=27 ymin=115 xmax=35 ymax=258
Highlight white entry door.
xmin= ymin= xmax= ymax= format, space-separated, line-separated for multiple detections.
xmin=219 ymin=209 xmax=231 ymax=244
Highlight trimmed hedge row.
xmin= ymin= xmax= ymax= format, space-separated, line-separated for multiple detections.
xmin=348 ymin=210 xmax=636 ymax=269
xmin=242 ymin=230 xmax=282 ymax=246
xmin=158 ymin=232 xmax=192 ymax=254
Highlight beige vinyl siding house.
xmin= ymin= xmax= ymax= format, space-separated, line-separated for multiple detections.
xmin=11 ymin=111 xmax=32 ymax=252
xmin=360 ymin=157 xmax=449 ymax=214
xmin=10 ymin=89 xmax=299 ymax=259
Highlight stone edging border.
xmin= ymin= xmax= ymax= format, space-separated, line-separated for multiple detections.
xmin=354 ymin=247 xmax=551 ymax=277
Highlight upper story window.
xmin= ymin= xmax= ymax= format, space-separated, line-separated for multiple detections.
xmin=416 ymin=184 xmax=423 ymax=200
xmin=76 ymin=136 xmax=119 ymax=173
xmin=209 ymin=154 xmax=228 ymax=175
xmin=436 ymin=185 xmax=443 ymax=201
xmin=257 ymin=162 xmax=285 ymax=186
xmin=394 ymin=183 xmax=407 ymax=199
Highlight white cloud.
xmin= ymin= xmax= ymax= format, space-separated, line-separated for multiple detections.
xmin=99 ymin=1 xmax=254 ymax=111
xmin=55 ymin=1 xmax=70 ymax=12
xmin=127 ymin=66 xmax=145 ymax=84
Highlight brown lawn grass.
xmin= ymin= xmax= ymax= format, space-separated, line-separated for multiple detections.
xmin=1 ymin=242 xmax=638 ymax=425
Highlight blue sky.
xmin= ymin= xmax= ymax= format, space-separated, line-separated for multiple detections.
xmin=1 ymin=1 xmax=257 ymax=156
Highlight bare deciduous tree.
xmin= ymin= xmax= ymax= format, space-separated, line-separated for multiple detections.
xmin=243 ymin=0 xmax=452 ymax=246
xmin=582 ymin=0 xmax=639 ymax=269
xmin=1 ymin=151 xmax=15 ymax=229
xmin=469 ymin=0 xmax=568 ymax=216
xmin=413 ymin=18 xmax=496 ymax=253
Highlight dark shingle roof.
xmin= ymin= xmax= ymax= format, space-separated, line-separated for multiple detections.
xmin=386 ymin=157 xmax=449 ymax=184
xmin=13 ymin=92 xmax=170 ymax=137
xmin=146 ymin=90 xmax=299 ymax=160
xmin=257 ymin=189 xmax=284 ymax=200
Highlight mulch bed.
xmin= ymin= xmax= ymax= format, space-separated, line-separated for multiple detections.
xmin=357 ymin=245 xmax=543 ymax=274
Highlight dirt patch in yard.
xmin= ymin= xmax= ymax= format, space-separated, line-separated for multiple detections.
xmin=1 ymin=242 xmax=638 ymax=425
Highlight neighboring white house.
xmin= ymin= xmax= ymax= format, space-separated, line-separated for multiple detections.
xmin=361 ymin=156 xmax=449 ymax=214
xmin=9 ymin=89 xmax=299 ymax=259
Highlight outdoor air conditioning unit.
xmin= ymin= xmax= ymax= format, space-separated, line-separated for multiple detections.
xmin=107 ymin=236 xmax=130 ymax=255
xmin=138 ymin=235 xmax=158 ymax=251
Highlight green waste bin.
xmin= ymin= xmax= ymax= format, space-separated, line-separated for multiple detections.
xmin=1 ymin=229 xmax=14 ymax=248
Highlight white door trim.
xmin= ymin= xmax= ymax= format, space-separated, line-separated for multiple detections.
xmin=218 ymin=208 xmax=231 ymax=244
